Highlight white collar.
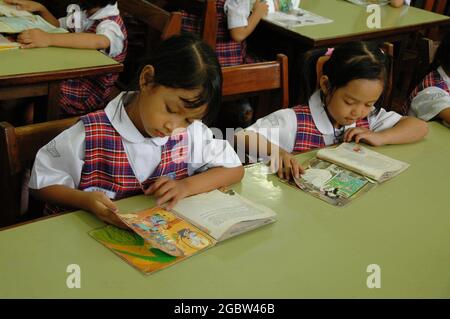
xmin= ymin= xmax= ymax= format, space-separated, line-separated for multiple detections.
xmin=88 ymin=3 xmax=119 ymax=20
xmin=308 ymin=90 xmax=357 ymax=135
xmin=104 ymin=92 xmax=169 ymax=146
xmin=437 ymin=66 xmax=450 ymax=87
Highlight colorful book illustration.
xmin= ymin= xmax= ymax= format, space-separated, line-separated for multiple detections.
xmin=262 ymin=0 xmax=333 ymax=29
xmin=287 ymin=143 xmax=409 ymax=206
xmin=0 ymin=14 xmax=67 ymax=34
xmin=90 ymin=190 xmax=277 ymax=274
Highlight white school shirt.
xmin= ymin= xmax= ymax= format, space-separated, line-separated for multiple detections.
xmin=58 ymin=3 xmax=125 ymax=57
xmin=29 ymin=93 xmax=242 ymax=192
xmin=245 ymin=90 xmax=403 ymax=153
xmin=409 ymin=66 xmax=450 ymax=127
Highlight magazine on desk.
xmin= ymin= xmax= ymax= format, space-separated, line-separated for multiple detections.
xmin=285 ymin=143 xmax=409 ymax=206
xmin=345 ymin=0 xmax=390 ymax=6
xmin=262 ymin=0 xmax=333 ymax=29
xmin=90 ymin=190 xmax=277 ymax=274
xmin=0 ymin=33 xmax=18 ymax=50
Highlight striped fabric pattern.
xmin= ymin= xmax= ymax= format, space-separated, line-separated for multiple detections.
xmin=59 ymin=14 xmax=128 ymax=116
xmin=44 ymin=110 xmax=188 ymax=214
xmin=292 ymin=105 xmax=370 ymax=152
xmin=181 ymin=0 xmax=251 ymax=66
xmin=404 ymin=69 xmax=450 ymax=115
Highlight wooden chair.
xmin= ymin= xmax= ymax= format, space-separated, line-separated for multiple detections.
xmin=0 ymin=117 xmax=79 ymax=227
xmin=163 ymin=0 xmax=218 ymax=49
xmin=116 ymin=0 xmax=182 ymax=88
xmin=221 ymin=54 xmax=289 ymax=120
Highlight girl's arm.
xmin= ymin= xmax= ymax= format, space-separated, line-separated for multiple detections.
xmin=30 ymin=185 xmax=127 ymax=228
xmin=145 ymin=166 xmax=245 ymax=209
xmin=229 ymin=1 xmax=268 ymax=43
xmin=438 ymin=108 xmax=450 ymax=124
xmin=375 ymin=116 xmax=428 ymax=144
xmin=4 ymin=0 xmax=59 ymax=26
xmin=344 ymin=116 xmax=428 ymax=145
xmin=234 ymin=130 xmax=303 ymax=179
xmin=17 ymin=29 xmax=110 ymax=49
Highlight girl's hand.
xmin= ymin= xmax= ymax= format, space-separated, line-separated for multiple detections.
xmin=144 ymin=177 xmax=190 ymax=210
xmin=17 ymin=28 xmax=51 ymax=48
xmin=83 ymin=191 xmax=127 ymax=229
xmin=343 ymin=127 xmax=386 ymax=146
xmin=253 ymin=0 xmax=269 ymax=18
xmin=4 ymin=0 xmax=43 ymax=12
xmin=270 ymin=148 xmax=304 ymax=181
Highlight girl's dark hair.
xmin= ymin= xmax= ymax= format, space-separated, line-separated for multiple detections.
xmin=431 ymin=31 xmax=450 ymax=72
xmin=78 ymin=0 xmax=117 ymax=11
xmin=127 ymin=34 xmax=222 ymax=126
xmin=299 ymin=41 xmax=390 ymax=111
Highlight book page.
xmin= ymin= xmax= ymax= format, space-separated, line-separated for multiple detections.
xmin=263 ymin=1 xmax=333 ymax=29
xmin=114 ymin=207 xmax=215 ymax=257
xmin=316 ymin=143 xmax=409 ymax=182
xmin=0 ymin=0 xmax=32 ymax=17
xmin=0 ymin=15 xmax=67 ymax=33
xmin=290 ymin=158 xmax=375 ymax=206
xmin=172 ymin=190 xmax=277 ymax=241
xmin=90 ymin=226 xmax=189 ymax=275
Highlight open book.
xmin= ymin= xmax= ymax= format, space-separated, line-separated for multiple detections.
xmin=289 ymin=143 xmax=409 ymax=206
xmin=90 ymin=190 xmax=277 ymax=274
xmin=0 ymin=0 xmax=32 ymax=17
xmin=345 ymin=0 xmax=390 ymax=6
xmin=0 ymin=1 xmax=67 ymax=34
xmin=263 ymin=0 xmax=333 ymax=29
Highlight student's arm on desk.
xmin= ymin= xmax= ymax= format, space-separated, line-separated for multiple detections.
xmin=234 ymin=130 xmax=303 ymax=181
xmin=344 ymin=117 xmax=429 ymax=145
xmin=229 ymin=1 xmax=268 ymax=43
xmin=30 ymin=186 xmax=127 ymax=228
xmin=4 ymin=0 xmax=59 ymax=26
xmin=17 ymin=29 xmax=110 ymax=50
xmin=145 ymin=166 xmax=245 ymax=210
xmin=438 ymin=108 xmax=450 ymax=124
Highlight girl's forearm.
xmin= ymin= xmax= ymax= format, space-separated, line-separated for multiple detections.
xmin=30 ymin=185 xmax=88 ymax=211
xmin=182 ymin=166 xmax=245 ymax=196
xmin=48 ymin=33 xmax=110 ymax=50
xmin=379 ymin=117 xmax=428 ymax=144
xmin=234 ymin=130 xmax=280 ymax=160
xmin=229 ymin=12 xmax=264 ymax=42
xmin=438 ymin=108 xmax=450 ymax=124
xmin=38 ymin=6 xmax=60 ymax=27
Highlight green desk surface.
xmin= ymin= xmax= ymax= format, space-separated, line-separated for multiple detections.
xmin=0 ymin=122 xmax=449 ymax=298
xmin=277 ymin=0 xmax=450 ymax=45
xmin=0 ymin=47 xmax=120 ymax=79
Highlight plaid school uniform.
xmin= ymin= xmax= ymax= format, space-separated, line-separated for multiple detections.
xmin=404 ymin=69 xmax=450 ymax=115
xmin=181 ymin=0 xmax=254 ymax=66
xmin=59 ymin=15 xmax=128 ymax=116
xmin=292 ymin=105 xmax=369 ymax=152
xmin=44 ymin=110 xmax=188 ymax=214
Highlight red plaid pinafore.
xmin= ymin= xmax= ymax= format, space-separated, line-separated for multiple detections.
xmin=59 ymin=14 xmax=128 ymax=116
xmin=404 ymin=69 xmax=450 ymax=115
xmin=292 ymin=105 xmax=370 ymax=152
xmin=44 ymin=110 xmax=188 ymax=214
xmin=181 ymin=0 xmax=254 ymax=66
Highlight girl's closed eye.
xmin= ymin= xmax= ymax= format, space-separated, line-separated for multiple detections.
xmin=166 ymin=105 xmax=176 ymax=114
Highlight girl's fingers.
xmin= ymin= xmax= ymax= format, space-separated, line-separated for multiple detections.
xmin=99 ymin=196 xmax=118 ymax=214
xmin=283 ymin=157 xmax=292 ymax=180
xmin=156 ymin=188 xmax=177 ymax=207
xmin=145 ymin=176 xmax=169 ymax=195
xmin=153 ymin=181 xmax=174 ymax=198
xmin=166 ymin=195 xmax=181 ymax=210
xmin=291 ymin=159 xmax=300 ymax=179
